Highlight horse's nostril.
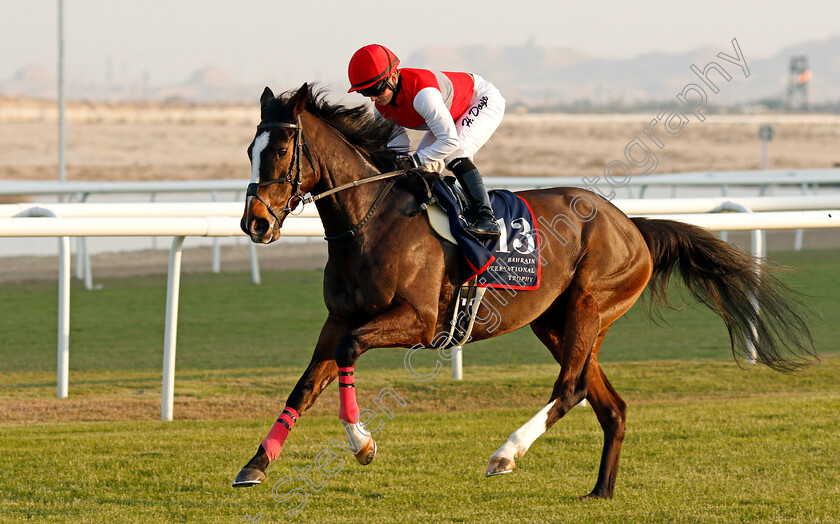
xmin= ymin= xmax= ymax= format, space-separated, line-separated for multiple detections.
xmin=251 ymin=217 xmax=270 ymax=236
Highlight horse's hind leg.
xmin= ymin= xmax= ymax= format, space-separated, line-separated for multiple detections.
xmin=582 ymin=359 xmax=626 ymax=499
xmin=486 ymin=287 xmax=599 ymax=477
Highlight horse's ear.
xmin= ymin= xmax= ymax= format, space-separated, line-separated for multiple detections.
xmin=292 ymin=82 xmax=309 ymax=116
xmin=260 ymin=87 xmax=275 ymax=122
xmin=260 ymin=87 xmax=275 ymax=107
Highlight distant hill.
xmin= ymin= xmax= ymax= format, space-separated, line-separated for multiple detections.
xmin=2 ymin=36 xmax=838 ymax=108
xmin=0 ymin=63 xmax=57 ymax=98
xmin=0 ymin=63 xmax=255 ymax=103
xmin=407 ymin=36 xmax=840 ymax=108
xmin=154 ymin=65 xmax=254 ymax=102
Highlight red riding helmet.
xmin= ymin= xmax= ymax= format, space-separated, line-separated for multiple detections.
xmin=347 ymin=44 xmax=400 ymax=93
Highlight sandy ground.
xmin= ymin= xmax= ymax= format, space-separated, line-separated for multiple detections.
xmin=2 ymin=96 xmax=840 ymax=182
xmin=1 ymin=97 xmax=839 ymax=283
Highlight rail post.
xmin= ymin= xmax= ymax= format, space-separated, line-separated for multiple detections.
xmin=161 ymin=236 xmax=186 ymax=421
xmin=451 ymin=345 xmax=463 ymax=380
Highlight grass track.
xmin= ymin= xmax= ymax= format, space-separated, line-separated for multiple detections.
xmin=0 ymin=249 xmax=837 ymax=374
xmin=0 ymin=248 xmax=838 ymax=522
xmin=2 ymin=386 xmax=838 ymax=522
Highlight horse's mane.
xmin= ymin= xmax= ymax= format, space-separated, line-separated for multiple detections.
xmin=274 ymin=85 xmax=399 ymax=172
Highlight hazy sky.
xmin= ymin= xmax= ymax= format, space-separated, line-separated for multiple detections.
xmin=1 ymin=0 xmax=838 ymax=95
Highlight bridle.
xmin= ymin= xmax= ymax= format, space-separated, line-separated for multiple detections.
xmin=246 ymin=116 xmax=316 ymax=224
xmin=245 ymin=115 xmax=415 ymax=241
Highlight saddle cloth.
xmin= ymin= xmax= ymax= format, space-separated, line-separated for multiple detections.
xmin=427 ymin=179 xmax=541 ymax=291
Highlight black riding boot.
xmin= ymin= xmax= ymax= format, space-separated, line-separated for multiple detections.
xmin=455 ymin=169 xmax=501 ymax=240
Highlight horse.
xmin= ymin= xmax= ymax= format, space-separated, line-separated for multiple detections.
xmin=234 ymin=83 xmax=817 ymax=499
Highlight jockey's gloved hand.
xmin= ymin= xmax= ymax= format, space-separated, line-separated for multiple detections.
xmin=396 ymin=154 xmax=421 ymax=172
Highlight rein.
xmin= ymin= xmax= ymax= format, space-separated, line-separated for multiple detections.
xmin=247 ymin=115 xmax=409 ymax=242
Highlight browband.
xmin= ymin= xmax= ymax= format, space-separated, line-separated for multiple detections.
xmin=257 ymin=121 xmax=300 ymax=130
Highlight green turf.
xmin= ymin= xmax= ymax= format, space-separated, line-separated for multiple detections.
xmin=1 ymin=364 xmax=839 ymax=523
xmin=1 ymin=248 xmax=838 ymax=522
xmin=0 ymin=249 xmax=837 ymax=374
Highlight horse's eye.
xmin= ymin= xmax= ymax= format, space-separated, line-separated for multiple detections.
xmin=276 ymin=149 xmax=287 ymax=158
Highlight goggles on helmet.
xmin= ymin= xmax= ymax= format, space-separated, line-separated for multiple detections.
xmin=357 ymin=78 xmax=390 ymax=98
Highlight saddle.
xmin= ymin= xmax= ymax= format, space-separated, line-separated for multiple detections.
xmin=425 ymin=177 xmax=468 ymax=245
xmin=406 ymin=172 xmax=542 ymax=348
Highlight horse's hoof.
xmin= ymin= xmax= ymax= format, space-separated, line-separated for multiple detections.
xmin=578 ymin=490 xmax=612 ymax=500
xmin=355 ymin=438 xmax=377 ymax=465
xmin=232 ymin=445 xmax=270 ymax=487
xmin=232 ymin=466 xmax=266 ymax=487
xmin=485 ymin=456 xmax=515 ymax=476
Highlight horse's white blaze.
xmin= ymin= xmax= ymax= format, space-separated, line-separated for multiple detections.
xmin=491 ymin=401 xmax=554 ymax=460
xmin=250 ymin=131 xmax=270 ymax=183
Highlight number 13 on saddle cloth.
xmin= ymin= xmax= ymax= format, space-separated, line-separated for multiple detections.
xmin=429 ymin=178 xmax=541 ymax=291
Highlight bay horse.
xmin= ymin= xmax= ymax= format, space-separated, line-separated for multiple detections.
xmin=234 ymin=83 xmax=816 ymax=499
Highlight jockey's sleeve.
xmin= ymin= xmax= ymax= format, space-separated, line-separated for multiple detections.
xmin=373 ymin=107 xmax=411 ymax=154
xmin=412 ymin=87 xmax=459 ymax=168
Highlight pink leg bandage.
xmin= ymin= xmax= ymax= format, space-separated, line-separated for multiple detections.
xmin=261 ymin=406 xmax=299 ymax=462
xmin=338 ymin=366 xmax=360 ymax=424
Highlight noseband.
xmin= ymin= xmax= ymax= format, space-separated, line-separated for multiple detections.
xmin=246 ymin=116 xmax=316 ymax=224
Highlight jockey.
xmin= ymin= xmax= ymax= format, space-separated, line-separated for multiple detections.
xmin=347 ymin=44 xmax=504 ymax=240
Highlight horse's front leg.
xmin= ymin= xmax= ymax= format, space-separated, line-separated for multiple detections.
xmin=334 ymin=301 xmax=432 ymax=466
xmin=232 ymin=315 xmax=346 ymax=487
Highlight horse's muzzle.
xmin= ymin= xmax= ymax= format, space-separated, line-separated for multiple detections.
xmin=242 ymin=199 xmax=280 ymax=244
xmin=242 ymin=215 xmax=277 ymax=244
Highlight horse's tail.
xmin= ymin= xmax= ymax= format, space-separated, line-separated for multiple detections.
xmin=631 ymin=217 xmax=818 ymax=372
